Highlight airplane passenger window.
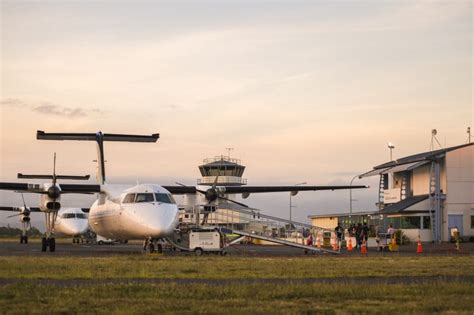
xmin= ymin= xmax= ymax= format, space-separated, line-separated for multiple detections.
xmin=122 ymin=193 xmax=136 ymax=203
xmin=76 ymin=213 xmax=87 ymax=219
xmin=135 ymin=193 xmax=155 ymax=203
xmin=155 ymin=193 xmax=176 ymax=204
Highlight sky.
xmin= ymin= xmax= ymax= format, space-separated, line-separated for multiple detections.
xmin=0 ymin=0 xmax=472 ymax=229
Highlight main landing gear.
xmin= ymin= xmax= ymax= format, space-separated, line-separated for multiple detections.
xmin=20 ymin=235 xmax=28 ymax=244
xmin=19 ymin=221 xmax=31 ymax=244
xmin=41 ymin=237 xmax=56 ymax=252
xmin=41 ymin=211 xmax=58 ymax=252
xmin=143 ymin=238 xmax=163 ymax=254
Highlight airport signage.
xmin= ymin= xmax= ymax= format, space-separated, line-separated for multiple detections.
xmin=384 ymin=188 xmax=401 ymax=204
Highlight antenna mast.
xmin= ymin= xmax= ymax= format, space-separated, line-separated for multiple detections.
xmin=430 ymin=129 xmax=443 ymax=151
xmin=225 ymin=147 xmax=234 ymax=159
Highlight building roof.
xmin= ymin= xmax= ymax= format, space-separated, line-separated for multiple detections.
xmin=199 ymin=160 xmax=243 ymax=168
xmin=373 ymin=143 xmax=473 ymax=170
xmin=308 ymin=211 xmax=378 ymax=219
xmin=379 ymin=194 xmax=429 ymax=214
xmin=359 ymin=142 xmax=473 ymax=178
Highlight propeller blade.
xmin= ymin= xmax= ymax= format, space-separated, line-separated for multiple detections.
xmin=7 ymin=213 xmax=22 ymax=218
xmin=20 ymin=193 xmax=27 ymax=209
xmin=52 ymin=152 xmax=57 ymax=185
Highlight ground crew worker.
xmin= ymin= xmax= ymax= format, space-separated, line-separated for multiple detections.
xmin=335 ymin=223 xmax=343 ymax=248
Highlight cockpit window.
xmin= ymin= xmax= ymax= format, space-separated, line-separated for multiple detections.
xmin=155 ymin=193 xmax=176 ymax=204
xmin=76 ymin=213 xmax=87 ymax=219
xmin=123 ymin=193 xmax=136 ymax=204
xmin=61 ymin=213 xmax=75 ymax=219
xmin=135 ymin=193 xmax=155 ymax=203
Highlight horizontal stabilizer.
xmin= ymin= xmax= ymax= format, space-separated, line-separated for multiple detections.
xmin=37 ymin=130 xmax=159 ymax=142
xmin=18 ymin=174 xmax=90 ymax=180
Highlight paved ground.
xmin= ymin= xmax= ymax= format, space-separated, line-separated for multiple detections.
xmin=0 ymin=239 xmax=472 ymax=257
xmin=1 ymin=275 xmax=473 ymax=286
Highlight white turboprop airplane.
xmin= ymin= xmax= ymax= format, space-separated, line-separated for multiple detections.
xmin=0 ymin=130 xmax=368 ymax=253
xmin=1 ymin=204 xmax=89 ymax=248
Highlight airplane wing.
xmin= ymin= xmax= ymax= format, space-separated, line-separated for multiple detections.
xmin=0 ymin=182 xmax=101 ymax=194
xmin=0 ymin=206 xmax=42 ymax=212
xmin=163 ymin=185 xmax=367 ymax=195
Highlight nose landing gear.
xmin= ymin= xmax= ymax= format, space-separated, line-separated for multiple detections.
xmin=143 ymin=238 xmax=163 ymax=254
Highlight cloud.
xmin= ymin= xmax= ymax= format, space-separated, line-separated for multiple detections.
xmin=1 ymin=98 xmax=103 ymax=119
xmin=0 ymin=98 xmax=27 ymax=108
xmin=33 ymin=103 xmax=88 ymax=118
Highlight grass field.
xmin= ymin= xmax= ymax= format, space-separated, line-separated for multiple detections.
xmin=0 ymin=255 xmax=473 ymax=314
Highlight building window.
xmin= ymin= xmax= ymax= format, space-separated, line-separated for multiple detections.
xmin=387 ymin=217 xmax=401 ymax=229
xmin=423 ymin=216 xmax=431 ymax=229
xmin=400 ymin=216 xmax=421 ymax=229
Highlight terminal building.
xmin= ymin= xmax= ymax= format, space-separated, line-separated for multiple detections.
xmin=308 ymin=142 xmax=473 ymax=242
xmin=359 ymin=142 xmax=473 ymax=242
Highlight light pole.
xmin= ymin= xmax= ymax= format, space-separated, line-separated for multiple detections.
xmin=289 ymin=182 xmax=306 ymax=227
xmin=349 ymin=175 xmax=359 ymax=215
xmin=387 ymin=142 xmax=395 ymax=161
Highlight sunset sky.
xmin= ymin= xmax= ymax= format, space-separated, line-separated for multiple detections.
xmin=0 ymin=1 xmax=472 ymax=227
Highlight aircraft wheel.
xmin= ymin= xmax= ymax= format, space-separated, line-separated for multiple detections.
xmin=149 ymin=243 xmax=155 ymax=253
xmin=24 ymin=236 xmax=28 ymax=244
xmin=41 ymin=237 xmax=48 ymax=252
xmin=49 ymin=238 xmax=56 ymax=252
xmin=195 ymin=248 xmax=203 ymax=256
xmin=98 ymin=241 xmax=104 ymax=245
xmin=220 ymin=251 xmax=227 ymax=256
xmin=20 ymin=236 xmax=24 ymax=244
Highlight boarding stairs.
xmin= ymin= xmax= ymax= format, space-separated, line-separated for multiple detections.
xmin=167 ymin=204 xmax=340 ymax=254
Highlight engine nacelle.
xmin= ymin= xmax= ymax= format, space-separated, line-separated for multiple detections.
xmin=40 ymin=193 xmax=61 ymax=211
xmin=20 ymin=215 xmax=30 ymax=223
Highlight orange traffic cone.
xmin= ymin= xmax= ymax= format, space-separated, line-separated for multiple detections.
xmin=361 ymin=239 xmax=368 ymax=255
xmin=416 ymin=238 xmax=423 ymax=254
xmin=347 ymin=238 xmax=353 ymax=251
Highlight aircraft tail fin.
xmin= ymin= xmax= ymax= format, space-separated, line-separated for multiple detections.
xmin=36 ymin=131 xmax=159 ymax=184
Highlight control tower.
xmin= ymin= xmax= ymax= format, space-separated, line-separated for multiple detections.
xmin=197 ymin=153 xmax=247 ymax=186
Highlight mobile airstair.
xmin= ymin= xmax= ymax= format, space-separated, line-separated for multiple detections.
xmin=166 ymin=203 xmax=340 ymax=255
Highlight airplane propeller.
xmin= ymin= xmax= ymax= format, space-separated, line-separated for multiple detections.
xmin=16 ymin=152 xmax=91 ymax=210
xmin=176 ymin=174 xmax=250 ymax=209
xmin=5 ymin=194 xmax=31 ymax=220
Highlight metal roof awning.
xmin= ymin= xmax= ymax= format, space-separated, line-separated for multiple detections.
xmin=359 ymin=167 xmax=392 ymax=178
xmin=359 ymin=161 xmax=430 ymax=178
xmin=380 ymin=161 xmax=430 ymax=174
xmin=379 ymin=194 xmax=430 ymax=215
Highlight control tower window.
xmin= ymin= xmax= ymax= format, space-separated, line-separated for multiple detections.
xmin=136 ymin=193 xmax=155 ymax=203
xmin=155 ymin=193 xmax=176 ymax=204
xmin=122 ymin=193 xmax=136 ymax=204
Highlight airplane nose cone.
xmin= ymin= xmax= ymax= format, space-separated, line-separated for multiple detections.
xmin=137 ymin=204 xmax=179 ymax=237
xmin=62 ymin=219 xmax=89 ymax=236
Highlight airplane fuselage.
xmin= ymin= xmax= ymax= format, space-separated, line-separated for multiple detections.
xmin=54 ymin=207 xmax=89 ymax=237
xmin=88 ymin=184 xmax=179 ymax=240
